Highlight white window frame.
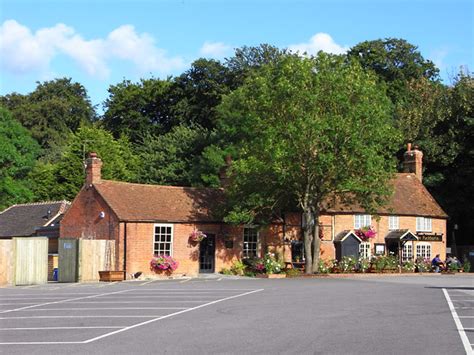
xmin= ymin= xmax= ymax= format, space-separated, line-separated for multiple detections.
xmin=402 ymin=242 xmax=413 ymax=261
xmin=359 ymin=242 xmax=371 ymax=259
xmin=153 ymin=223 xmax=174 ymax=256
xmin=416 ymin=217 xmax=432 ymax=232
xmin=416 ymin=242 xmax=431 ymax=260
xmin=243 ymin=227 xmax=259 ymax=258
xmin=388 ymin=216 xmax=399 ymax=230
xmin=354 ymin=215 xmax=371 ymax=229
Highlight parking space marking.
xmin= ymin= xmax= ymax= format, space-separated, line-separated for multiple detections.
xmin=443 ymin=288 xmax=473 ymax=355
xmin=0 ymin=326 xmax=124 ymax=330
xmin=20 ymin=307 xmax=188 ymax=311
xmin=0 ymin=315 xmax=167 ymax=319
xmin=0 ymin=289 xmax=133 ymax=314
xmin=83 ymin=288 xmax=264 ymax=343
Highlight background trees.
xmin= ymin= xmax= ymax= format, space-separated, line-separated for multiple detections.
xmin=0 ymin=108 xmax=40 ymax=209
xmin=0 ymin=40 xmax=471 ymax=247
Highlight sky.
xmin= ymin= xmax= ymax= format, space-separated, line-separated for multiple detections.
xmin=1 ymin=0 xmax=473 ymax=111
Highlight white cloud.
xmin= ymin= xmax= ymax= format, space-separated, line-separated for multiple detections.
xmin=288 ymin=33 xmax=348 ymax=56
xmin=199 ymin=41 xmax=232 ymax=58
xmin=0 ymin=20 xmax=186 ymax=79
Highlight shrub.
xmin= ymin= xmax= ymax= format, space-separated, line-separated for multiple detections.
xmin=285 ymin=268 xmax=302 ymax=277
xmin=230 ymin=260 xmax=246 ymax=276
xmin=401 ymin=260 xmax=416 ymax=272
xmin=220 ymin=268 xmax=232 ymax=275
xmin=372 ymin=255 xmax=398 ymax=272
xmin=463 ymin=259 xmax=471 ymax=273
xmin=339 ymin=256 xmax=357 ymax=272
xmin=357 ymin=258 xmax=371 ymax=273
xmin=318 ymin=259 xmax=332 ymax=274
xmin=415 ymin=257 xmax=431 ymax=272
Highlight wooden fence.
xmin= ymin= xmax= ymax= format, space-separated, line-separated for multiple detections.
xmin=58 ymin=239 xmax=115 ymax=282
xmin=0 ymin=240 xmax=14 ymax=285
xmin=0 ymin=238 xmax=48 ymax=286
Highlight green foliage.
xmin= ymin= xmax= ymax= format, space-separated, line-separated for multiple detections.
xmin=0 ymin=78 xmax=95 ymax=156
xmin=0 ymin=108 xmax=40 ymax=209
xmin=401 ymin=260 xmax=416 ymax=272
xmin=415 ymin=257 xmax=431 ymax=272
xmin=463 ymin=258 xmax=471 ymax=273
xmin=136 ymin=125 xmax=209 ymax=186
xmin=102 ymin=78 xmax=173 ymax=143
xmin=285 ymin=268 xmax=302 ymax=277
xmin=372 ymin=255 xmax=399 ymax=272
xmin=230 ymin=260 xmax=246 ymax=276
xmin=29 ymin=126 xmax=138 ymax=201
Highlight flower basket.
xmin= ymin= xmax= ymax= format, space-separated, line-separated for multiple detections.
xmin=355 ymin=226 xmax=377 ymax=241
xmin=150 ymin=255 xmax=179 ymax=274
xmin=189 ymin=230 xmax=207 ymax=243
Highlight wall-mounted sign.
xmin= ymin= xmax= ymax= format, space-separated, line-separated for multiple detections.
xmin=63 ymin=242 xmax=73 ymax=249
xmin=417 ymin=234 xmax=443 ymax=242
xmin=374 ymin=243 xmax=385 ymax=255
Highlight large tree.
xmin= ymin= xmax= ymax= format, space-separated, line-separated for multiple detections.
xmin=0 ymin=108 xmax=40 ymax=209
xmin=218 ymin=53 xmax=400 ymax=273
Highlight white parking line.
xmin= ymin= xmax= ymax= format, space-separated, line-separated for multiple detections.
xmin=83 ymin=288 xmax=264 ymax=343
xmin=0 ymin=315 xmax=167 ymax=319
xmin=0 ymin=326 xmax=124 ymax=330
xmin=20 ymin=307 xmax=187 ymax=311
xmin=443 ymin=289 xmax=473 ymax=355
xmin=0 ymin=289 xmax=133 ymax=314
xmin=139 ymin=280 xmax=155 ymax=286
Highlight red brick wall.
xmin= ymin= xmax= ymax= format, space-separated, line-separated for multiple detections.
xmin=60 ymin=185 xmax=121 ymax=268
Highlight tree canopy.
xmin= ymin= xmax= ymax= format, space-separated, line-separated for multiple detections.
xmin=0 ymin=107 xmax=40 ymax=209
xmin=218 ymin=53 xmax=400 ymax=273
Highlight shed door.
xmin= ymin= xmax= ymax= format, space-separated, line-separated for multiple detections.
xmin=199 ymin=234 xmax=215 ymax=273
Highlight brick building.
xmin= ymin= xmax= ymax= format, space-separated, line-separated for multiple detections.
xmin=60 ymin=146 xmax=447 ymax=278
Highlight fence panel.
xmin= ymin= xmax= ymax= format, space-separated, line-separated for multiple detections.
xmin=0 ymin=240 xmax=13 ymax=285
xmin=78 ymin=240 xmax=115 ymax=282
xmin=14 ymin=237 xmax=48 ymax=286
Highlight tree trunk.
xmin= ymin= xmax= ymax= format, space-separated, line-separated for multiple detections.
xmin=312 ymin=211 xmax=320 ymax=272
xmin=302 ymin=208 xmax=313 ymax=274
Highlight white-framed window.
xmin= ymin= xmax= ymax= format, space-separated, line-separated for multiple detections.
xmin=416 ymin=242 xmax=431 ymax=260
xmin=388 ymin=216 xmax=399 ymax=230
xmin=416 ymin=217 xmax=432 ymax=232
xmin=402 ymin=242 xmax=413 ymax=261
xmin=243 ymin=227 xmax=258 ymax=258
xmin=153 ymin=224 xmax=173 ymax=256
xmin=359 ymin=242 xmax=371 ymax=259
xmin=354 ymin=215 xmax=371 ymax=229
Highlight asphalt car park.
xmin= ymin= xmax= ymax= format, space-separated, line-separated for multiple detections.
xmin=0 ymin=275 xmax=473 ymax=354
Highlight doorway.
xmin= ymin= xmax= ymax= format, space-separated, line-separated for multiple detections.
xmin=199 ymin=233 xmax=215 ymax=273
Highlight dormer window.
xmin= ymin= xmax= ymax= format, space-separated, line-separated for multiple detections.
xmin=354 ymin=215 xmax=371 ymax=229
xmin=388 ymin=216 xmax=399 ymax=230
xmin=416 ymin=217 xmax=432 ymax=232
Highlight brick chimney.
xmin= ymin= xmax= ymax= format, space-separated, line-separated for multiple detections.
xmin=85 ymin=152 xmax=102 ymax=185
xmin=403 ymin=143 xmax=423 ymax=182
xmin=219 ymin=155 xmax=232 ymax=188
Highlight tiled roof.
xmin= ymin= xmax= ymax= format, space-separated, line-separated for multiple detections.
xmin=322 ymin=173 xmax=448 ymax=218
xmin=94 ymin=181 xmax=223 ymax=222
xmin=0 ymin=201 xmax=70 ymax=238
